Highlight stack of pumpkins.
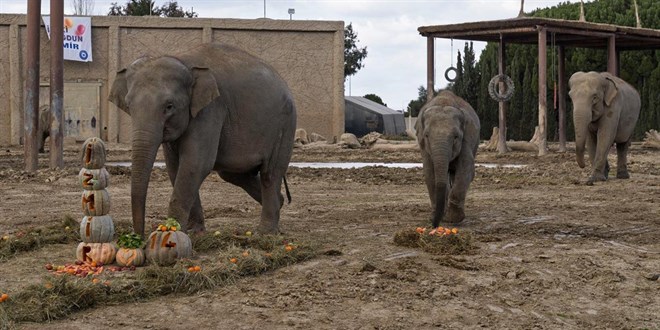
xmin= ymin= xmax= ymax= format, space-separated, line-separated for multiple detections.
xmin=76 ymin=137 xmax=117 ymax=265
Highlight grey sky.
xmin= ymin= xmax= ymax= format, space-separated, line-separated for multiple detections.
xmin=1 ymin=0 xmax=579 ymax=110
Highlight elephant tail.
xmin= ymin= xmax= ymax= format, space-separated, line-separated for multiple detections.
xmin=283 ymin=175 xmax=292 ymax=204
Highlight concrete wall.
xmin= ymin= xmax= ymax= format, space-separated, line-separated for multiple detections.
xmin=0 ymin=14 xmax=344 ymax=146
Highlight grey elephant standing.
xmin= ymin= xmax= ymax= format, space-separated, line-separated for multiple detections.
xmin=109 ymin=43 xmax=296 ymax=237
xmin=415 ymin=90 xmax=480 ymax=227
xmin=569 ymin=71 xmax=640 ymax=185
xmin=37 ymin=105 xmax=51 ymax=153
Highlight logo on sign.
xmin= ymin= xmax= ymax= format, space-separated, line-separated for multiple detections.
xmin=79 ymin=50 xmax=89 ymax=60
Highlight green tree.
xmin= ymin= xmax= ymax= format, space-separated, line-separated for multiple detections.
xmin=363 ymin=93 xmax=387 ymax=107
xmin=344 ymin=23 xmax=368 ymax=79
xmin=108 ymin=1 xmax=196 ymax=17
xmin=407 ymin=85 xmax=439 ymax=118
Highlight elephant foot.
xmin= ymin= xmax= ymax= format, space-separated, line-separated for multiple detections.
xmin=445 ymin=205 xmax=465 ymax=224
xmin=256 ymin=221 xmax=280 ymax=235
xmin=187 ymin=222 xmax=206 ymax=234
xmin=587 ymin=173 xmax=607 ymax=185
xmin=616 ymin=171 xmax=630 ymax=179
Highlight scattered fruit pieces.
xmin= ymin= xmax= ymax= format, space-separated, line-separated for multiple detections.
xmin=44 ymin=263 xmax=54 ymax=271
xmin=415 ymin=227 xmax=426 ymax=234
xmin=214 ymin=231 xmax=221 ymax=236
xmin=285 ymin=245 xmax=294 ymax=252
xmin=229 ymin=258 xmax=238 ymax=263
xmin=245 ymin=231 xmax=252 ymax=237
xmin=92 ymin=278 xmax=100 ymax=284
xmin=0 ymin=293 xmax=8 ymax=303
xmin=2 ymin=235 xmax=9 ymax=240
xmin=170 ymin=226 xmax=177 ymax=232
xmin=242 ymin=250 xmax=250 ymax=257
xmin=424 ymin=226 xmax=460 ymax=237
xmin=44 ymin=282 xmax=53 ymax=289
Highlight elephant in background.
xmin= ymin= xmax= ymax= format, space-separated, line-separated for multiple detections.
xmin=38 ymin=105 xmax=51 ymax=153
xmin=415 ymin=90 xmax=480 ymax=227
xmin=109 ymin=43 xmax=296 ymax=237
xmin=569 ymin=71 xmax=640 ymax=185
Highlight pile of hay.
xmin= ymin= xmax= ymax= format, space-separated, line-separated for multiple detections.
xmin=0 ymin=216 xmax=79 ymax=261
xmin=0 ymin=226 xmax=317 ymax=325
xmin=393 ymin=228 xmax=477 ymax=255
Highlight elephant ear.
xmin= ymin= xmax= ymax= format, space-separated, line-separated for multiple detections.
xmin=108 ymin=57 xmax=149 ymax=115
xmin=190 ymin=67 xmax=220 ymax=118
xmin=109 ymin=68 xmax=129 ymax=114
xmin=604 ymin=77 xmax=619 ymax=107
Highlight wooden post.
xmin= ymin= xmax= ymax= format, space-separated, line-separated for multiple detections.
xmin=24 ymin=0 xmax=41 ymax=172
xmin=50 ymin=0 xmax=64 ymax=169
xmin=538 ymin=27 xmax=548 ymax=156
xmin=558 ymin=45 xmax=567 ymax=152
xmin=426 ymin=36 xmax=435 ymax=102
xmin=497 ymin=36 xmax=508 ymax=154
xmin=607 ymin=35 xmax=617 ymax=76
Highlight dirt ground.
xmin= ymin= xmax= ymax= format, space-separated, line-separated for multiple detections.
xmin=0 ymin=141 xmax=658 ymax=329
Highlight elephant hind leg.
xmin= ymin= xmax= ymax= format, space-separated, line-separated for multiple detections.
xmin=616 ymin=141 xmax=631 ymax=179
xmin=257 ymin=171 xmax=284 ymax=234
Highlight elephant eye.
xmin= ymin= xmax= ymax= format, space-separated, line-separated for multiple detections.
xmin=165 ymin=102 xmax=174 ymax=112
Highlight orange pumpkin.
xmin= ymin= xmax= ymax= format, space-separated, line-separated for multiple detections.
xmin=145 ymin=230 xmax=192 ymax=266
xmin=115 ymin=247 xmax=145 ymax=267
xmin=82 ymin=189 xmax=111 ymax=216
xmin=81 ymin=137 xmax=107 ymax=169
xmin=79 ymin=168 xmax=110 ymax=190
xmin=76 ymin=242 xmax=116 ymax=264
xmin=79 ymin=215 xmax=115 ymax=243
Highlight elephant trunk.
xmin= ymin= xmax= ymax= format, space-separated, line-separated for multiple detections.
xmin=130 ymin=129 xmax=162 ymax=237
xmin=573 ymin=104 xmax=592 ymax=168
xmin=430 ymin=143 xmax=451 ymax=228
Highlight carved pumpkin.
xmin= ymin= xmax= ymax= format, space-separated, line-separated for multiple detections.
xmin=146 ymin=230 xmax=193 ymax=266
xmin=79 ymin=215 xmax=115 ymax=243
xmin=116 ymin=248 xmax=146 ymax=267
xmin=81 ymin=137 xmax=107 ymax=169
xmin=76 ymin=242 xmax=116 ymax=264
xmin=79 ymin=168 xmax=110 ymax=190
xmin=81 ymin=189 xmax=111 ymax=216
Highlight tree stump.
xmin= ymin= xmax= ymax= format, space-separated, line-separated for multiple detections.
xmin=642 ymin=129 xmax=660 ymax=149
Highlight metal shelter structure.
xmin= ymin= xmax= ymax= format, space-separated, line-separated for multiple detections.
xmin=419 ymin=17 xmax=660 ymax=155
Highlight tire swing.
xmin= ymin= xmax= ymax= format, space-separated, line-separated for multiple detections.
xmin=444 ymin=38 xmax=458 ymax=83
xmin=488 ymin=74 xmax=515 ymax=102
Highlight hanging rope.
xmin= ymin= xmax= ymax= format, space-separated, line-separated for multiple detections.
xmin=445 ymin=38 xmax=458 ymax=82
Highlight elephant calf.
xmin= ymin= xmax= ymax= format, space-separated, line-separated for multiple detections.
xmin=569 ymin=71 xmax=640 ymax=185
xmin=415 ymin=90 xmax=480 ymax=226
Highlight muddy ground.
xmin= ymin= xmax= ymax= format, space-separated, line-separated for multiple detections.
xmin=0 ymin=141 xmax=658 ymax=329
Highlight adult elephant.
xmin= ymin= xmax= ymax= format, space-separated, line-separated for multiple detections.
xmin=415 ymin=90 xmax=480 ymax=227
xmin=109 ymin=43 xmax=296 ymax=237
xmin=568 ymin=71 xmax=640 ymax=185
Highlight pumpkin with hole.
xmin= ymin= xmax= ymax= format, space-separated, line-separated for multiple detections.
xmin=145 ymin=230 xmax=192 ymax=266
xmin=115 ymin=247 xmax=145 ymax=267
xmin=79 ymin=167 xmax=110 ymax=190
xmin=82 ymin=189 xmax=111 ymax=216
xmin=76 ymin=242 xmax=116 ymax=265
xmin=81 ymin=137 xmax=107 ymax=169
xmin=79 ymin=215 xmax=115 ymax=243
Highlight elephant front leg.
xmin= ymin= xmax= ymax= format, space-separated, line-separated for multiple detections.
xmin=445 ymin=159 xmax=473 ymax=224
xmin=164 ymin=144 xmax=205 ymax=233
xmin=615 ymin=141 xmax=631 ymax=179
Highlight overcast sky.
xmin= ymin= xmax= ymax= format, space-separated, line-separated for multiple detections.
xmin=1 ymin=0 xmax=578 ymax=110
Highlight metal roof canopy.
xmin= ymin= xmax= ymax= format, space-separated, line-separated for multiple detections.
xmin=418 ymin=17 xmax=660 ymax=155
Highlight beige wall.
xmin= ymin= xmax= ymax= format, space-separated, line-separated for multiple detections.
xmin=0 ymin=14 xmax=344 ymax=146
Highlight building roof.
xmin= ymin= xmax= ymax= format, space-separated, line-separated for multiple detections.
xmin=345 ymin=96 xmax=401 ymax=116
xmin=418 ymin=17 xmax=660 ymax=50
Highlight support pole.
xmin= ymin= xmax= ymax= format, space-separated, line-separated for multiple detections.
xmin=50 ymin=0 xmax=64 ymax=169
xmin=607 ymin=35 xmax=617 ymax=76
xmin=24 ymin=0 xmax=41 ymax=172
xmin=558 ymin=45 xmax=567 ymax=152
xmin=538 ymin=27 xmax=548 ymax=156
xmin=497 ymin=36 xmax=508 ymax=154
xmin=426 ymin=37 xmax=435 ymax=103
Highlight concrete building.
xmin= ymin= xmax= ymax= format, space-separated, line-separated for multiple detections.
xmin=0 ymin=14 xmax=345 ymax=146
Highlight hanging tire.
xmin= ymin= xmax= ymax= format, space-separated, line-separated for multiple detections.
xmin=488 ymin=74 xmax=515 ymax=102
xmin=444 ymin=67 xmax=458 ymax=82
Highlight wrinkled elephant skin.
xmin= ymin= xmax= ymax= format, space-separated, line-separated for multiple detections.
xmin=569 ymin=71 xmax=640 ymax=185
xmin=415 ymin=91 xmax=481 ymax=227
xmin=109 ymin=43 xmax=296 ymax=236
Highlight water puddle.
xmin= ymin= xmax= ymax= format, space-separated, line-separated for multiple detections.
xmin=105 ymin=162 xmax=526 ymax=169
